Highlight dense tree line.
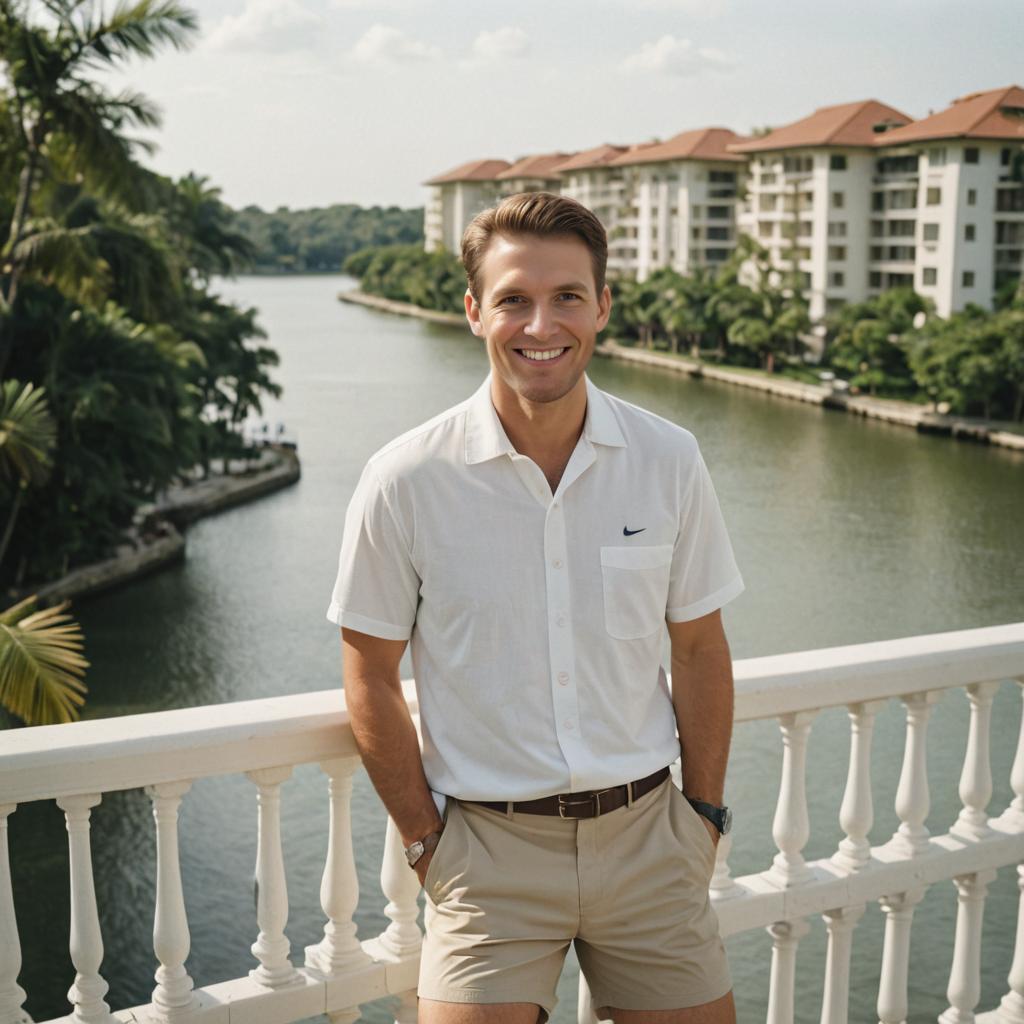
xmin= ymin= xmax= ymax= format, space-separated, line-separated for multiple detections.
xmin=235 ymin=204 xmax=423 ymax=273
xmin=349 ymin=235 xmax=1024 ymax=422
xmin=0 ymin=0 xmax=282 ymax=725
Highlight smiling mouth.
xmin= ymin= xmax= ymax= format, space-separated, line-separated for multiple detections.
xmin=515 ymin=347 xmax=569 ymax=363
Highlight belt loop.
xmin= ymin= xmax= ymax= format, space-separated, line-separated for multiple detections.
xmin=626 ymin=779 xmax=635 ymax=809
xmin=505 ymin=800 xmax=514 ymax=819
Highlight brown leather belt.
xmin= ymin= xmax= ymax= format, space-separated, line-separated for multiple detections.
xmin=470 ymin=766 xmax=670 ymax=819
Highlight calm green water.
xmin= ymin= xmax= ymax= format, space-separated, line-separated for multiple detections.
xmin=9 ymin=274 xmax=1024 ymax=1024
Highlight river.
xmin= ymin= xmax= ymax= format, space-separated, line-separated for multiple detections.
xmin=10 ymin=273 xmax=1024 ymax=1023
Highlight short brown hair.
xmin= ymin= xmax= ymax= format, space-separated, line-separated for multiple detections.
xmin=461 ymin=191 xmax=608 ymax=301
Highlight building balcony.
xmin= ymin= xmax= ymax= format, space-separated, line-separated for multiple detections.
xmin=3 ymin=624 xmax=1024 ymax=1024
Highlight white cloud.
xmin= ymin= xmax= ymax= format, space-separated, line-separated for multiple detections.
xmin=349 ymin=23 xmax=441 ymax=65
xmin=620 ymin=35 xmax=734 ymax=76
xmin=330 ymin=0 xmax=420 ymax=7
xmin=205 ymin=0 xmax=323 ymax=54
xmin=469 ymin=27 xmax=530 ymax=62
xmin=631 ymin=0 xmax=728 ymax=14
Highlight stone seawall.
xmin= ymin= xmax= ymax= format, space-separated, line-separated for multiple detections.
xmin=338 ymin=289 xmax=466 ymax=327
xmin=18 ymin=445 xmax=301 ymax=606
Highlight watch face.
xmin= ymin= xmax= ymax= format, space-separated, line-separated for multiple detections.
xmin=721 ymin=807 xmax=733 ymax=835
xmin=405 ymin=840 xmax=425 ymax=866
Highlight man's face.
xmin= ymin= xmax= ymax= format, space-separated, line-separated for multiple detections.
xmin=465 ymin=232 xmax=612 ymax=406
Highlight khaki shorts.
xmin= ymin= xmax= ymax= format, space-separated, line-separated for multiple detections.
xmin=417 ymin=776 xmax=731 ymax=1020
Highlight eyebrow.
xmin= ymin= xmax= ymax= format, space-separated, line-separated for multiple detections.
xmin=490 ymin=281 xmax=592 ymax=302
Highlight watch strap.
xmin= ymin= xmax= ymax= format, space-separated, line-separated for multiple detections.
xmin=687 ymin=798 xmax=730 ymax=835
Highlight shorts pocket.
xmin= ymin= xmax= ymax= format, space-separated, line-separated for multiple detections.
xmin=671 ymin=785 xmax=717 ymax=869
xmin=600 ymin=545 xmax=674 ymax=640
xmin=422 ymin=801 xmax=462 ymax=905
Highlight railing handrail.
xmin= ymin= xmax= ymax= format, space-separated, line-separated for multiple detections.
xmin=2 ymin=622 xmax=1022 ymax=805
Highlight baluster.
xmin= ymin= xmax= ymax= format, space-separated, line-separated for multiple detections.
xmin=766 ymin=918 xmax=811 ymax=1024
xmin=766 ymin=711 xmax=816 ymax=887
xmin=834 ymin=700 xmax=887 ymax=872
xmin=995 ymin=865 xmax=1024 ymax=1023
xmin=245 ymin=766 xmax=299 ymax=987
xmin=952 ymin=683 xmax=1000 ymax=842
xmin=306 ymin=757 xmax=368 ymax=975
xmin=710 ymin=831 xmax=738 ymax=900
xmin=891 ymin=691 xmax=942 ymax=857
xmin=56 ymin=794 xmax=114 ymax=1024
xmin=819 ymin=903 xmax=865 ymax=1024
xmin=394 ymin=989 xmax=417 ymax=1024
xmin=877 ymin=887 xmax=925 ymax=1024
xmin=1006 ymin=683 xmax=1024 ymax=829
xmin=939 ymin=870 xmax=996 ymax=1024
xmin=578 ymin=976 xmax=600 ymax=1024
xmin=145 ymin=781 xmax=196 ymax=1019
xmin=368 ymin=816 xmax=421 ymax=959
xmin=0 ymin=804 xmax=30 ymax=1024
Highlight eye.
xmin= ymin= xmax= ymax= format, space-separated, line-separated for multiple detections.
xmin=497 ymin=295 xmax=525 ymax=306
xmin=557 ymin=292 xmax=582 ymax=302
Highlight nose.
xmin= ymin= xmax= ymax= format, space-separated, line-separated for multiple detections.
xmin=523 ymin=303 xmax=557 ymax=342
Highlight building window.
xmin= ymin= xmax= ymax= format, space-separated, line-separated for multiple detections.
xmin=829 ymin=271 xmax=845 ymax=287
xmin=1002 ymin=148 xmax=1011 ymax=166
xmin=922 ymin=223 xmax=940 ymax=242
xmin=831 ymin=191 xmax=845 ymax=209
xmin=870 ymin=245 xmax=884 ymax=260
xmin=964 ymin=147 xmax=980 ymax=164
xmin=967 ymin=188 xmax=977 ymax=206
xmin=871 ymin=220 xmax=884 ymax=237
xmin=828 ymin=245 xmax=847 ymax=261
xmin=872 ymin=191 xmax=885 ymax=211
xmin=962 ymin=271 xmax=975 ymax=287
xmin=965 ymin=224 xmax=976 ymax=241
xmin=928 ymin=148 xmax=947 ymax=166
xmin=691 ymin=227 xmax=701 ymax=239
xmin=926 ymin=187 xmax=942 ymax=205
xmin=869 ymin=271 xmax=883 ymax=288
xmin=923 ymin=267 xmax=938 ymax=285
xmin=798 ymin=220 xmax=812 ymax=236
xmin=828 ymin=221 xmax=847 ymax=237
xmin=830 ymin=154 xmax=847 ymax=171
xmin=761 ymin=172 xmax=777 ymax=185
xmin=692 ymin=205 xmax=702 ymax=219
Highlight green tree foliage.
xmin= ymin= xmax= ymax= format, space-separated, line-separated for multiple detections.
xmin=235 ymin=204 xmax=423 ymax=273
xmin=0 ymin=0 xmax=281 ymax=599
xmin=344 ymin=244 xmax=465 ymax=314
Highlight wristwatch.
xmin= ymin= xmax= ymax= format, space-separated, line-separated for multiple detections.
xmin=404 ymin=829 xmax=443 ymax=869
xmin=687 ymin=798 xmax=733 ymax=836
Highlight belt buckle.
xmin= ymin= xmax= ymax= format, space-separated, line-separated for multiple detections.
xmin=557 ymin=788 xmax=615 ymax=819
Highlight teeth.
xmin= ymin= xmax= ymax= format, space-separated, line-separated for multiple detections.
xmin=520 ymin=348 xmax=566 ymax=362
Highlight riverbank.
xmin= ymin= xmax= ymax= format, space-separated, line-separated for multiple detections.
xmin=18 ymin=444 xmax=301 ymax=606
xmin=337 ymin=288 xmax=1024 ymax=454
xmin=337 ymin=288 xmax=465 ymax=326
xmin=597 ymin=341 xmax=1024 ymax=452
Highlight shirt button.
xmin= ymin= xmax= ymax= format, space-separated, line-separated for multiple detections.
xmin=557 ymin=671 xmax=570 ymax=685
xmin=556 ymin=614 xmax=566 ymax=627
xmin=552 ymin=558 xmax=563 ymax=569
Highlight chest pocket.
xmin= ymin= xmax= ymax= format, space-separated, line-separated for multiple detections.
xmin=599 ymin=544 xmax=674 ymax=640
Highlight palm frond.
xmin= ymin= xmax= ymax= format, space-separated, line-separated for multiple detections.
xmin=12 ymin=218 xmax=112 ymax=305
xmin=78 ymin=0 xmax=198 ymax=67
xmin=0 ymin=598 xmax=88 ymax=726
xmin=0 ymin=379 xmax=57 ymax=486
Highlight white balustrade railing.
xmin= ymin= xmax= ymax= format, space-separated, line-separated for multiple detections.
xmin=0 ymin=622 xmax=1022 ymax=1024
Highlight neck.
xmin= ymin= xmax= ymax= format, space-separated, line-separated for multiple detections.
xmin=490 ymin=375 xmax=588 ymax=467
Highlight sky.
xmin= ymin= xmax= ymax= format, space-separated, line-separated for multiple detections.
xmin=103 ymin=0 xmax=1024 ymax=212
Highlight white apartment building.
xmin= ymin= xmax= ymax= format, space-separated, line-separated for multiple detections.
xmin=872 ymin=85 xmax=1024 ymax=316
xmin=423 ymin=158 xmax=510 ymax=253
xmin=420 ymin=85 xmax=1024 ymax=318
xmin=603 ymin=128 xmax=747 ymax=281
xmin=731 ymin=100 xmax=913 ymax=321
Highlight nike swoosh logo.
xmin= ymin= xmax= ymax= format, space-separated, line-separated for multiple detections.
xmin=623 ymin=526 xmax=646 ymax=536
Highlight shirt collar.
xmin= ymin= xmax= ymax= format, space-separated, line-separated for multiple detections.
xmin=464 ymin=373 xmax=627 ymax=466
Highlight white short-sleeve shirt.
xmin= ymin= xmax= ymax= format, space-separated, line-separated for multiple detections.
xmin=328 ymin=374 xmax=744 ymax=802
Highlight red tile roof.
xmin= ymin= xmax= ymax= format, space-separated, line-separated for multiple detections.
xmin=729 ymin=100 xmax=913 ymax=153
xmin=553 ymin=144 xmax=631 ymax=172
xmin=424 ymin=159 xmax=511 ymax=185
xmin=876 ymin=85 xmax=1024 ymax=145
xmin=496 ymin=152 xmax=575 ymax=180
xmin=610 ymin=127 xmax=748 ymax=165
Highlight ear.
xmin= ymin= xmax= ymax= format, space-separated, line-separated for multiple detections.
xmin=595 ymin=284 xmax=612 ymax=333
xmin=465 ymin=289 xmax=484 ymax=337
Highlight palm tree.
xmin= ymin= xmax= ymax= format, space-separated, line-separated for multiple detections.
xmin=0 ymin=378 xmax=55 ymax=569
xmin=0 ymin=594 xmax=88 ymax=725
xmin=0 ymin=0 xmax=199 ymax=376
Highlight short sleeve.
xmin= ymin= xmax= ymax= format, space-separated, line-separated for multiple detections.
xmin=326 ymin=463 xmax=420 ymax=640
xmin=666 ymin=449 xmax=744 ymax=622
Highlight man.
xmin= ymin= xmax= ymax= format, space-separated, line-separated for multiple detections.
xmin=327 ymin=192 xmax=743 ymax=1024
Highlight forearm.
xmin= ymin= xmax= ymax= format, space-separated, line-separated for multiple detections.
xmin=671 ymin=640 xmax=734 ymax=804
xmin=345 ymin=675 xmax=443 ymax=845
